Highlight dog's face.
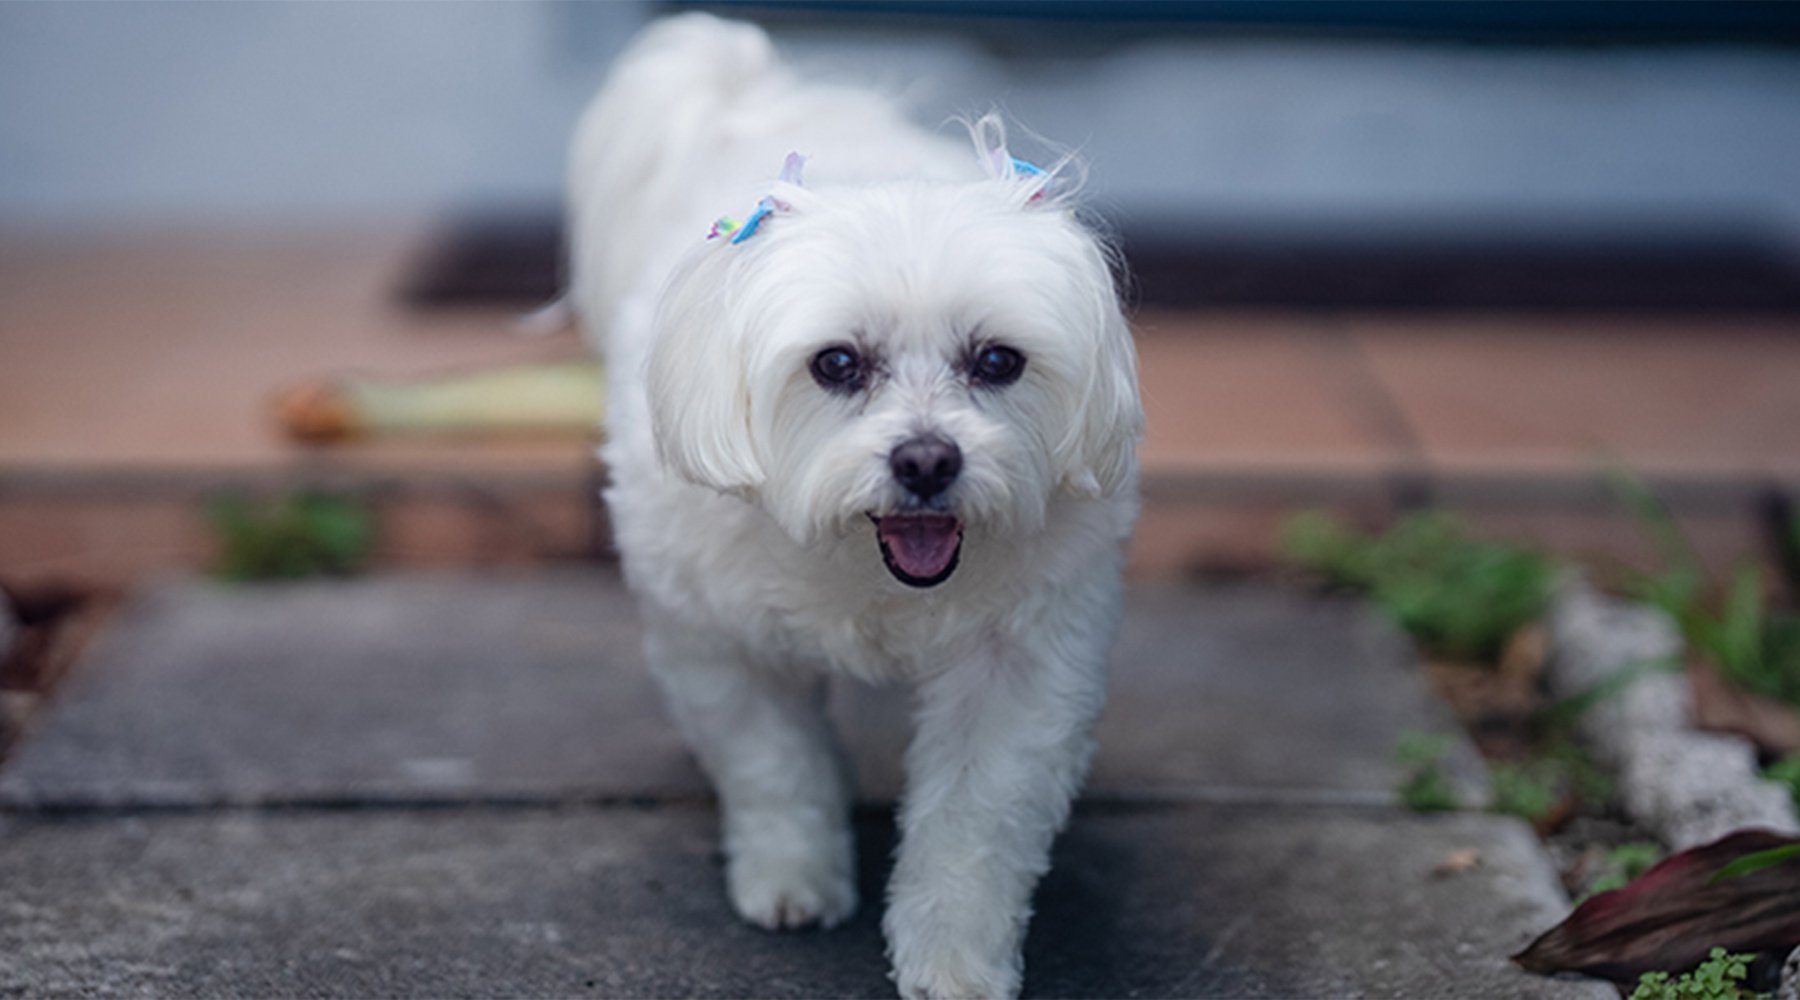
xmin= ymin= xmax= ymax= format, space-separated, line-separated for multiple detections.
xmin=647 ymin=176 xmax=1141 ymax=588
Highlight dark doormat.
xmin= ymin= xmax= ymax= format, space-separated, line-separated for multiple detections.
xmin=1120 ymin=227 xmax=1800 ymax=313
xmin=399 ymin=207 xmax=1800 ymax=315
xmin=398 ymin=209 xmax=566 ymax=310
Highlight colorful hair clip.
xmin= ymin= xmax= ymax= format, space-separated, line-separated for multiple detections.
xmin=730 ymin=197 xmax=777 ymax=244
xmin=707 ymin=198 xmax=776 ymax=244
xmin=708 ymin=152 xmax=808 ymax=244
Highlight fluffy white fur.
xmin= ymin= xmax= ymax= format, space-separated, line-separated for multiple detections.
xmin=567 ymin=15 xmax=1143 ymax=999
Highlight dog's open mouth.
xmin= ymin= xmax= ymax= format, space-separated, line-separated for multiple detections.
xmin=871 ymin=513 xmax=962 ymax=588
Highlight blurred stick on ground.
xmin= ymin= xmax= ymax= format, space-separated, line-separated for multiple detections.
xmin=276 ymin=361 xmax=605 ymax=443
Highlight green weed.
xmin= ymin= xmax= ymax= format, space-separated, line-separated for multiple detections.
xmin=1628 ymin=948 xmax=1764 ymax=1000
xmin=1488 ymin=759 xmax=1562 ymax=822
xmin=1582 ymin=842 xmax=1663 ymax=900
xmin=1392 ymin=731 xmax=1460 ymax=813
xmin=209 ymin=491 xmax=375 ymax=581
xmin=1392 ymin=727 xmax=1620 ymax=823
xmin=1283 ymin=511 xmax=1556 ymax=664
xmin=1764 ymin=753 xmax=1800 ymax=810
xmin=1710 ymin=842 xmax=1800 ymax=882
xmin=1612 ymin=473 xmax=1800 ymax=708
xmin=1486 ymin=738 xmax=1613 ymax=827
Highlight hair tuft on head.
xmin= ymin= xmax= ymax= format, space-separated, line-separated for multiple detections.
xmin=961 ymin=111 xmax=1086 ymax=208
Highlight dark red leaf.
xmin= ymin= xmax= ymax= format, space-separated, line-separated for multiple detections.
xmin=1513 ymin=828 xmax=1800 ymax=982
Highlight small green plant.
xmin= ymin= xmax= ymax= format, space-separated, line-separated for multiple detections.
xmin=1710 ymin=841 xmax=1800 ymax=882
xmin=1693 ymin=567 xmax=1800 ymax=705
xmin=1612 ymin=472 xmax=1800 ymax=709
xmin=1487 ymin=737 xmax=1615 ymax=827
xmin=1393 ymin=727 xmax=1619 ymax=823
xmin=1392 ymin=731 xmax=1459 ymax=812
xmin=1283 ymin=511 xmax=1556 ymax=663
xmin=1545 ymin=737 xmax=1615 ymax=804
xmin=209 ymin=491 xmax=375 ymax=581
xmin=1537 ymin=655 xmax=1677 ymax=731
xmin=1583 ymin=841 xmax=1663 ymax=899
xmin=1628 ymin=948 xmax=1764 ymax=1000
xmin=1488 ymin=759 xmax=1561 ymax=823
xmin=1764 ymin=752 xmax=1800 ymax=810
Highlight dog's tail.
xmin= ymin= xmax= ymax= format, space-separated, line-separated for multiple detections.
xmin=566 ymin=14 xmax=784 ymax=354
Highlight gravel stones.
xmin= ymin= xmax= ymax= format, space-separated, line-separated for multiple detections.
xmin=1545 ymin=576 xmax=1798 ymax=850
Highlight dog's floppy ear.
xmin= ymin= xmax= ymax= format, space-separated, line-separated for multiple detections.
xmin=644 ymin=152 xmax=814 ymax=495
xmin=645 ymin=250 xmax=766 ymax=495
xmin=1055 ymin=289 xmax=1144 ymax=499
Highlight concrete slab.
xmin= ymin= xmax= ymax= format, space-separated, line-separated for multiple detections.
xmin=0 ymin=803 xmax=1606 ymax=999
xmin=0 ymin=571 xmax=702 ymax=808
xmin=840 ymin=584 xmax=1481 ymax=805
xmin=1 ymin=572 xmax=1478 ymax=808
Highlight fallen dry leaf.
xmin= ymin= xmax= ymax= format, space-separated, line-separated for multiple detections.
xmin=1433 ymin=847 xmax=1482 ymax=876
xmin=1423 ymin=624 xmax=1548 ymax=725
xmin=1514 ymin=829 xmax=1800 ymax=982
xmin=1689 ymin=660 xmax=1800 ymax=756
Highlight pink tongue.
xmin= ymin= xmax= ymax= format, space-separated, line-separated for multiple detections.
xmin=877 ymin=515 xmax=962 ymax=579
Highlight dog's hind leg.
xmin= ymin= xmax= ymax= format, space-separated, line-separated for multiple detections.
xmin=644 ymin=622 xmax=858 ymax=931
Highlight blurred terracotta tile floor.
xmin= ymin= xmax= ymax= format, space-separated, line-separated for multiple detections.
xmin=1350 ymin=314 xmax=1800 ymax=479
xmin=0 ymin=227 xmax=601 ymax=581
xmin=0 ymin=227 xmax=590 ymax=475
xmin=2 ymin=227 xmax=1798 ymax=582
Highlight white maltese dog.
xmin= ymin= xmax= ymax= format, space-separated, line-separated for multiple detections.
xmin=567 ymin=14 xmax=1142 ymax=999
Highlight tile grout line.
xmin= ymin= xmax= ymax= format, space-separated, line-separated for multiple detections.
xmin=1301 ymin=315 xmax=1437 ymax=509
xmin=0 ymin=786 xmax=1407 ymax=818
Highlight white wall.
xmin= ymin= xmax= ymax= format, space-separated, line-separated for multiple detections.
xmin=3 ymin=2 xmax=1797 ymax=244
xmin=0 ymin=3 xmax=644 ymax=223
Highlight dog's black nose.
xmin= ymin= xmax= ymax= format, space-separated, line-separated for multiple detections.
xmin=890 ymin=435 xmax=962 ymax=500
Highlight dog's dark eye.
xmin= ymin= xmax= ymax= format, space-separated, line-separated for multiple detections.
xmin=971 ymin=345 xmax=1025 ymax=387
xmin=810 ymin=345 xmax=865 ymax=393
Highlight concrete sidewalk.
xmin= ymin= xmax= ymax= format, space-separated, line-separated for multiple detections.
xmin=0 ymin=571 xmax=1610 ymax=998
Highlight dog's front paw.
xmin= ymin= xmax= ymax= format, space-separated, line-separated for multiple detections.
xmin=885 ymin=903 xmax=1022 ymax=1000
xmin=726 ymin=844 xmax=857 ymax=931
xmin=890 ymin=946 xmax=1020 ymax=1000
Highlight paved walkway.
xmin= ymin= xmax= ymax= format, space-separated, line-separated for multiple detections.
xmin=0 ymin=571 xmax=1609 ymax=998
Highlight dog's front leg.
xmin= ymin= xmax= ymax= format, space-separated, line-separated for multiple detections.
xmin=884 ymin=633 xmax=1109 ymax=1000
xmin=645 ymin=623 xmax=858 ymax=930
